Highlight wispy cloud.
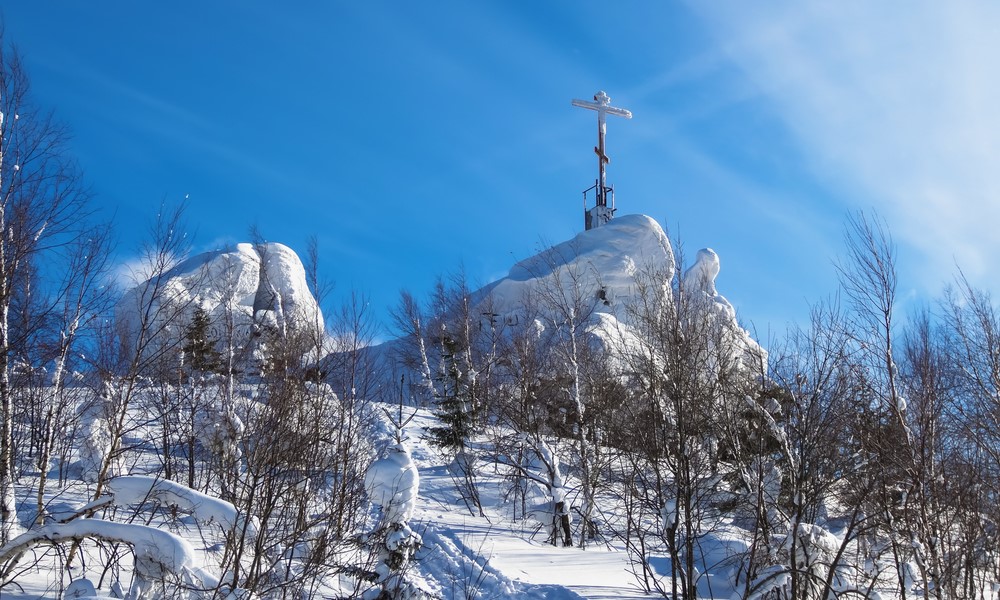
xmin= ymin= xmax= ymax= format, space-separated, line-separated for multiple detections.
xmin=690 ymin=1 xmax=1000 ymax=292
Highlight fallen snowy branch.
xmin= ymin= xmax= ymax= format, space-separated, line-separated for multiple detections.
xmin=0 ymin=518 xmax=218 ymax=591
xmin=55 ymin=495 xmax=114 ymax=523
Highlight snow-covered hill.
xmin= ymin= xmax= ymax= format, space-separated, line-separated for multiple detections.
xmin=6 ymin=215 xmax=778 ymax=600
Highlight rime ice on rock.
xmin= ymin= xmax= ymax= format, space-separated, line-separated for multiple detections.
xmin=683 ymin=247 xmax=737 ymax=320
xmin=681 ymin=247 xmax=764 ymax=370
xmin=453 ymin=215 xmax=762 ymax=378
xmin=487 ymin=214 xmax=673 ymax=318
xmin=684 ymin=248 xmax=722 ymax=297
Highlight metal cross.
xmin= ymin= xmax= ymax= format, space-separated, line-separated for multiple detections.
xmin=572 ymin=90 xmax=632 ymax=208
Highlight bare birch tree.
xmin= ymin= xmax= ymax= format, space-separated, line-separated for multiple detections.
xmin=0 ymin=38 xmax=97 ymax=544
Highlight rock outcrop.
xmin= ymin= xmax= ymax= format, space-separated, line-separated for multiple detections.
xmin=116 ymin=242 xmax=323 ymax=371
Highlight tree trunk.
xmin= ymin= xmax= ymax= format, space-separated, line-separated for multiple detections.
xmin=0 ymin=299 xmax=15 ymax=545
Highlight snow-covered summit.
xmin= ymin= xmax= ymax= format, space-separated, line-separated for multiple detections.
xmin=473 ymin=213 xmax=761 ymax=368
xmin=485 ymin=214 xmax=675 ymax=316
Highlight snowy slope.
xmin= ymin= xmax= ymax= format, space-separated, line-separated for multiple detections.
xmin=377 ymin=406 xmax=655 ymax=600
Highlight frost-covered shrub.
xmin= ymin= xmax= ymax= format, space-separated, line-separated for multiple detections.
xmin=194 ymin=395 xmax=244 ymax=465
xmin=77 ymin=390 xmax=113 ymax=483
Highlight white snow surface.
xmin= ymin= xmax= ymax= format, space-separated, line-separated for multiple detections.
xmin=12 ymin=402 xmax=759 ymax=600
xmin=372 ymin=407 xmax=653 ymax=599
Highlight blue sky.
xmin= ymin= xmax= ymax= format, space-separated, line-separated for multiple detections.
xmin=4 ymin=2 xmax=999 ymax=335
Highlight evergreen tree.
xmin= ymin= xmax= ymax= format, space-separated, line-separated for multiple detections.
xmin=182 ymin=307 xmax=221 ymax=375
xmin=428 ymin=334 xmax=473 ymax=451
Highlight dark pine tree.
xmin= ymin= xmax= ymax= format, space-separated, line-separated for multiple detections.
xmin=428 ymin=335 xmax=473 ymax=452
xmin=182 ymin=307 xmax=221 ymax=375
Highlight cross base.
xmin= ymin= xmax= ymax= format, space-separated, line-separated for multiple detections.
xmin=583 ymin=180 xmax=616 ymax=230
xmin=573 ymin=91 xmax=631 ymax=232
xmin=585 ymin=204 xmax=616 ymax=230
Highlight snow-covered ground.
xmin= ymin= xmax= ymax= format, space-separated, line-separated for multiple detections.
xmin=394 ymin=407 xmax=653 ymax=600
xmin=4 ymin=405 xmax=676 ymax=600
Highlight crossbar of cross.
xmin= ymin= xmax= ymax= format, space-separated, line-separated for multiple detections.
xmin=571 ymin=91 xmax=632 ymax=208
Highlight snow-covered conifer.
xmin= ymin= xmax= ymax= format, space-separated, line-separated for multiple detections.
xmin=363 ymin=440 xmax=424 ymax=599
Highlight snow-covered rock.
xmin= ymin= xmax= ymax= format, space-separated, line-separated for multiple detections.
xmin=482 ymin=214 xmax=759 ymax=365
xmin=684 ymin=248 xmax=722 ymax=298
xmin=372 ymin=213 xmax=763 ymax=395
xmin=116 ymin=242 xmax=323 ymax=367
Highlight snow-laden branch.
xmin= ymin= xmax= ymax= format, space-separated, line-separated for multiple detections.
xmin=106 ymin=476 xmax=258 ymax=538
xmin=1 ymin=477 xmax=258 ymax=597
xmin=0 ymin=518 xmax=217 ymax=589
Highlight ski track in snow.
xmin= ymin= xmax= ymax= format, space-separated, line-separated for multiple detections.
xmin=398 ymin=408 xmax=650 ymax=600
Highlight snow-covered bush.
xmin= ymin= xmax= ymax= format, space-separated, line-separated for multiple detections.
xmin=77 ymin=389 xmax=114 ymax=483
xmin=193 ymin=393 xmax=244 ymax=498
xmin=745 ymin=522 xmax=844 ymax=600
xmin=364 ymin=440 xmax=424 ymax=599
xmin=0 ymin=476 xmax=261 ymax=599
